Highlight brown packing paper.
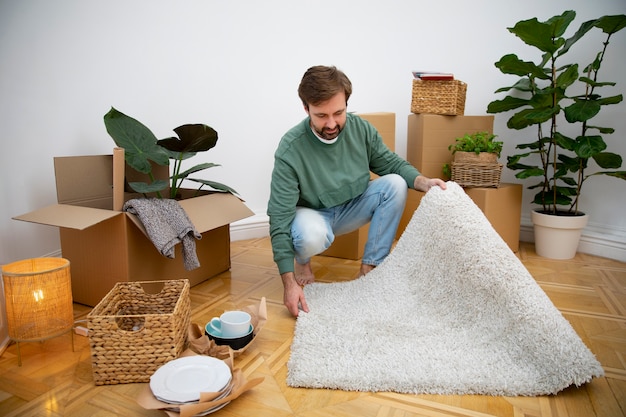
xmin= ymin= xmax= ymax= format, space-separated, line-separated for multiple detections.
xmin=188 ymin=297 xmax=268 ymax=358
xmin=137 ymin=298 xmax=267 ymax=415
xmin=136 ymin=356 xmax=264 ymax=417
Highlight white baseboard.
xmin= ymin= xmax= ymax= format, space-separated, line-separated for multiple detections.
xmin=45 ymin=212 xmax=626 ymax=263
xmin=234 ymin=213 xmax=626 ymax=263
xmin=519 ymin=216 xmax=626 ymax=262
xmin=230 ymin=213 xmax=270 ymax=241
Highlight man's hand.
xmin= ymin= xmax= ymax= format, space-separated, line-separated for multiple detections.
xmin=282 ymin=272 xmax=310 ymax=317
xmin=414 ymin=175 xmax=447 ymax=192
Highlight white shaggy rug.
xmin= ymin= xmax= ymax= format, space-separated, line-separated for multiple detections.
xmin=287 ymin=182 xmax=604 ymax=396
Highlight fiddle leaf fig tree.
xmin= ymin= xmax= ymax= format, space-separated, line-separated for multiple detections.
xmin=104 ymin=107 xmax=238 ymax=199
xmin=487 ymin=11 xmax=626 ymax=215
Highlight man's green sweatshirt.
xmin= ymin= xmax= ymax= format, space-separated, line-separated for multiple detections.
xmin=268 ymin=113 xmax=420 ymax=275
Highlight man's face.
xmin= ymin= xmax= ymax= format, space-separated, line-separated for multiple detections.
xmin=306 ymin=92 xmax=347 ymax=141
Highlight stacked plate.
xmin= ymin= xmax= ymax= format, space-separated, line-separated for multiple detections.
xmin=150 ymin=356 xmax=233 ymax=415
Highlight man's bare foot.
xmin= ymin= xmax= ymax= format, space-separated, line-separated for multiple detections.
xmin=359 ymin=263 xmax=376 ymax=277
xmin=295 ymin=262 xmax=316 ymax=286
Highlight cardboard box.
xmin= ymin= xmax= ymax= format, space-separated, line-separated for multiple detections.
xmin=406 ymin=114 xmax=494 ymax=179
xmin=465 ymin=183 xmax=522 ymax=252
xmin=14 ymin=149 xmax=253 ymax=306
xmin=322 ymin=112 xmax=395 ymax=260
xmin=395 ymin=185 xmax=522 ymax=252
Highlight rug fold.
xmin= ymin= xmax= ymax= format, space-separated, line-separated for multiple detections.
xmin=287 ymin=182 xmax=603 ymax=396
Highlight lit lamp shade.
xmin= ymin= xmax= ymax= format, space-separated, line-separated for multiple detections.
xmin=2 ymin=258 xmax=74 ymax=343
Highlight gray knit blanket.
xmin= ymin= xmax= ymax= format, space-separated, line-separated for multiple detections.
xmin=123 ymin=198 xmax=202 ymax=270
xmin=287 ymin=182 xmax=604 ymax=396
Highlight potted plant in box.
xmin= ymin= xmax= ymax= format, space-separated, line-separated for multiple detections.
xmin=486 ymin=11 xmax=626 ymax=259
xmin=103 ymin=107 xmax=238 ymax=199
xmin=443 ymin=131 xmax=504 ymax=188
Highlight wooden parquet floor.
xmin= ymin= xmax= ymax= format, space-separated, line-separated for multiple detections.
xmin=0 ymin=238 xmax=625 ymax=417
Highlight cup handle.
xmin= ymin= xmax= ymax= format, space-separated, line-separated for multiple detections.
xmin=208 ymin=317 xmax=222 ymax=333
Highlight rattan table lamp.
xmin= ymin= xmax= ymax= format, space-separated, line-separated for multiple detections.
xmin=1 ymin=257 xmax=74 ymax=366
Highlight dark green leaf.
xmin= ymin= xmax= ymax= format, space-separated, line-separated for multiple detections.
xmin=593 ymin=152 xmax=623 ymax=169
xmin=564 ymin=100 xmax=601 ymax=122
xmin=586 ymin=125 xmax=615 ymax=134
xmin=509 ymin=13 xmax=572 ymax=54
xmin=494 ymin=54 xmax=549 ymax=79
xmin=487 ymin=96 xmax=529 ymax=113
xmin=575 ymin=135 xmax=606 ymax=158
xmin=598 ymin=94 xmax=624 ymax=106
xmin=158 ymin=124 xmax=219 ymax=153
xmin=603 ymin=171 xmax=626 ymax=180
xmin=188 ymin=178 xmax=239 ymax=195
xmin=579 ymin=76 xmax=616 ymax=88
xmin=555 ymin=64 xmax=578 ymax=89
xmin=128 ymin=180 xmax=169 ymax=194
xmin=594 ymin=15 xmax=626 ymax=34
xmin=173 ymin=163 xmax=221 ymax=180
xmin=554 ymin=132 xmax=576 ymax=151
xmin=513 ymin=167 xmax=545 ymax=179
xmin=103 ymin=107 xmax=170 ymax=173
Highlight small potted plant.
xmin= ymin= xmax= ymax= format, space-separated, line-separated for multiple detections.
xmin=486 ymin=11 xmax=626 ymax=259
xmin=103 ymin=107 xmax=238 ymax=199
xmin=443 ymin=131 xmax=504 ymax=188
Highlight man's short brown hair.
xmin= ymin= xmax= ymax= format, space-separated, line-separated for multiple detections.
xmin=298 ymin=66 xmax=352 ymax=109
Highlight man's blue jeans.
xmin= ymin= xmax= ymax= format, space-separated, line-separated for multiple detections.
xmin=290 ymin=174 xmax=408 ymax=266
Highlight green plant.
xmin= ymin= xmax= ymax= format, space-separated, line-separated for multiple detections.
xmin=103 ymin=107 xmax=238 ymax=199
xmin=448 ymin=131 xmax=503 ymax=156
xmin=487 ymin=11 xmax=626 ymax=215
xmin=443 ymin=131 xmax=503 ymax=178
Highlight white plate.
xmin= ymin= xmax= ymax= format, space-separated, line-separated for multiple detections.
xmin=150 ymin=356 xmax=232 ymax=403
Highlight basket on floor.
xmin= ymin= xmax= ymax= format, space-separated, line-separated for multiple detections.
xmin=451 ymin=162 xmax=503 ymax=188
xmin=411 ymin=79 xmax=467 ymax=115
xmin=87 ymin=279 xmax=190 ymax=385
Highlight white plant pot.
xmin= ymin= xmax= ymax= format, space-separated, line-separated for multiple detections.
xmin=531 ymin=210 xmax=589 ymax=260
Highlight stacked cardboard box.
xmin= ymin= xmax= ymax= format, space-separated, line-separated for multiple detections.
xmin=14 ymin=149 xmax=253 ymax=306
xmin=400 ymin=114 xmax=521 ymax=252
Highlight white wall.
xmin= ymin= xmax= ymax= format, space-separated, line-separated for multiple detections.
xmin=1 ymin=0 xmax=625 ymax=265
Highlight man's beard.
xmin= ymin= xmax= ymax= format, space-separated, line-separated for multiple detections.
xmin=315 ymin=124 xmax=343 ymax=140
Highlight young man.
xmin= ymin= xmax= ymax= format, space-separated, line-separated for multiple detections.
xmin=268 ymin=65 xmax=446 ymax=317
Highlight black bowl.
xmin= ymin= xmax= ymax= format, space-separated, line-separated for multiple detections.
xmin=205 ymin=324 xmax=254 ymax=350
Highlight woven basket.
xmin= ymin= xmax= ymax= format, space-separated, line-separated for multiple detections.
xmin=411 ymin=79 xmax=467 ymax=115
xmin=451 ymin=162 xmax=503 ymax=188
xmin=87 ymin=279 xmax=190 ymax=385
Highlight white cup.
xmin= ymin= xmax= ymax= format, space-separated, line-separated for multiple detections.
xmin=208 ymin=310 xmax=251 ymax=338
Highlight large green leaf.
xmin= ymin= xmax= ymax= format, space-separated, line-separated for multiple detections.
xmin=594 ymin=14 xmax=626 ymax=34
xmin=564 ymin=100 xmax=601 ymax=123
xmin=103 ymin=107 xmax=170 ymax=173
xmin=494 ymin=54 xmax=548 ymax=79
xmin=593 ymin=152 xmax=622 ymax=169
xmin=509 ymin=11 xmax=574 ymax=54
xmin=575 ymin=135 xmax=606 ymax=158
xmin=158 ymin=124 xmax=218 ymax=153
xmin=486 ymin=96 xmax=529 ymax=114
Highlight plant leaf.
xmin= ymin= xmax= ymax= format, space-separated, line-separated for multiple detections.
xmin=104 ymin=107 xmax=170 ymax=173
xmin=494 ymin=54 xmax=548 ymax=79
xmin=173 ymin=163 xmax=221 ymax=180
xmin=593 ymin=152 xmax=622 ymax=169
xmin=188 ymin=178 xmax=239 ymax=195
xmin=575 ymin=135 xmax=606 ymax=158
xmin=564 ymin=100 xmax=601 ymax=122
xmin=158 ymin=124 xmax=218 ymax=153
xmin=128 ymin=180 xmax=169 ymax=194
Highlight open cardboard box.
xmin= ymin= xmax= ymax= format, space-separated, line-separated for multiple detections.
xmin=14 ymin=148 xmax=253 ymax=306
